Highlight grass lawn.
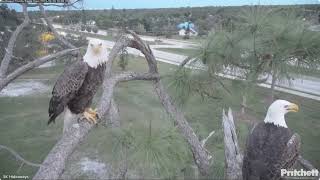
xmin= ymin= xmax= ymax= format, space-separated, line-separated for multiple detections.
xmin=0 ymin=57 xmax=319 ymax=178
xmin=169 ymin=35 xmax=206 ymax=44
xmin=156 ymin=48 xmax=200 ymax=57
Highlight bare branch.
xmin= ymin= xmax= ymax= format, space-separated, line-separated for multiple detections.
xmin=154 ymin=80 xmax=212 ymax=175
xmin=127 ymin=30 xmax=213 ymax=176
xmin=0 ymin=3 xmax=30 ymax=78
xmin=222 ymin=108 xmax=243 ymax=180
xmin=39 ymin=4 xmax=76 ymax=49
xmin=0 ymin=48 xmax=79 ymax=91
xmin=114 ymin=71 xmax=160 ymax=82
xmin=0 ymin=145 xmax=42 ymax=167
xmin=201 ymin=130 xmax=215 ymax=147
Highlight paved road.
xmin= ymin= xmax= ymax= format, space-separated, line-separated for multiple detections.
xmin=57 ymin=29 xmax=320 ymax=101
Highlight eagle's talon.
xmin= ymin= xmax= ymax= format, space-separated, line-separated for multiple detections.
xmin=83 ymin=108 xmax=98 ymax=124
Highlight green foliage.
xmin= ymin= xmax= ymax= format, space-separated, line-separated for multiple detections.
xmin=80 ymin=25 xmax=85 ymax=31
xmin=110 ymin=120 xmax=191 ymax=179
xmin=85 ymin=26 xmax=92 ymax=32
xmin=173 ymin=6 xmax=320 ymax=103
xmin=92 ymin=26 xmax=98 ymax=33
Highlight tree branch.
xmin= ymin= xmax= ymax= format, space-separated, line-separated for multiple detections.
xmin=39 ymin=4 xmax=76 ymax=49
xmin=114 ymin=71 xmax=160 ymax=82
xmin=106 ymin=98 xmax=120 ymax=127
xmin=0 ymin=145 xmax=42 ymax=167
xmin=222 ymin=108 xmax=243 ymax=180
xmin=0 ymin=3 xmax=30 ymax=78
xmin=126 ymin=30 xmax=213 ymax=176
xmin=201 ymin=130 xmax=215 ymax=147
xmin=0 ymin=48 xmax=79 ymax=91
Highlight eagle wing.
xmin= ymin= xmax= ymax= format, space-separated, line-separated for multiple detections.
xmin=48 ymin=61 xmax=88 ymax=124
xmin=242 ymin=123 xmax=301 ymax=180
xmin=266 ymin=133 xmax=301 ymax=180
xmin=280 ymin=133 xmax=301 ymax=169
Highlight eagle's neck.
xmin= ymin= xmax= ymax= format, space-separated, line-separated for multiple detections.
xmin=264 ymin=111 xmax=288 ymax=128
xmin=83 ymin=51 xmax=109 ymax=69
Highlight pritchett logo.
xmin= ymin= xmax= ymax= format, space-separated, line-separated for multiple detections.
xmin=281 ymin=169 xmax=319 ymax=179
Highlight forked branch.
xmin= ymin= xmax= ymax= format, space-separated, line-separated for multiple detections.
xmin=0 ymin=3 xmax=30 ymax=78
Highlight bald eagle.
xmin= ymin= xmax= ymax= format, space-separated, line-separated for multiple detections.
xmin=48 ymin=39 xmax=109 ymax=124
xmin=242 ymin=100 xmax=301 ymax=180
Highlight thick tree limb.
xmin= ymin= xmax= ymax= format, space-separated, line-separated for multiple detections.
xmin=0 ymin=145 xmax=42 ymax=167
xmin=154 ymin=80 xmax=212 ymax=175
xmin=107 ymin=98 xmax=120 ymax=127
xmin=0 ymin=48 xmax=79 ymax=91
xmin=0 ymin=3 xmax=30 ymax=78
xmin=39 ymin=4 xmax=76 ymax=49
xmin=126 ymin=30 xmax=213 ymax=176
xmin=222 ymin=108 xmax=243 ymax=180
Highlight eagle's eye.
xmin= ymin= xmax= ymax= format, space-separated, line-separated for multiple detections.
xmin=284 ymin=105 xmax=289 ymax=109
xmin=90 ymin=43 xmax=94 ymax=47
xmin=99 ymin=43 xmax=102 ymax=46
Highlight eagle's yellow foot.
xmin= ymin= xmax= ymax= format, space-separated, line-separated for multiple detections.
xmin=83 ymin=108 xmax=98 ymax=124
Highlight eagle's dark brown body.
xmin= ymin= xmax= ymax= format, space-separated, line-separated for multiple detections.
xmin=242 ymin=122 xmax=300 ymax=180
xmin=48 ymin=60 xmax=106 ymax=124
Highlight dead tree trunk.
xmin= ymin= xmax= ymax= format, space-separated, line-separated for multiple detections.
xmin=222 ymin=108 xmax=243 ymax=180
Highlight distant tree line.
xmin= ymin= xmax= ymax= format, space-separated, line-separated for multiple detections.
xmin=48 ymin=5 xmax=319 ymax=37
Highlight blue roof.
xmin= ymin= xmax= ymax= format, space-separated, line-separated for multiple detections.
xmin=177 ymin=22 xmax=195 ymax=30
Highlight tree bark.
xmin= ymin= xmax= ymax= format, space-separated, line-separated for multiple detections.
xmin=0 ymin=48 xmax=79 ymax=91
xmin=270 ymin=71 xmax=277 ymax=101
xmin=222 ymin=108 xmax=243 ymax=180
xmin=153 ymin=80 xmax=212 ymax=176
xmin=126 ymin=30 xmax=212 ymax=176
xmin=0 ymin=3 xmax=30 ymax=78
xmin=107 ymin=98 xmax=120 ymax=127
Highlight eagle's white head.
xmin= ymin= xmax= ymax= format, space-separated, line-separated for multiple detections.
xmin=83 ymin=39 xmax=109 ymax=68
xmin=264 ymin=100 xmax=299 ymax=128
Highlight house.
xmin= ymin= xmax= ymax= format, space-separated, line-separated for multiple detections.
xmin=177 ymin=22 xmax=198 ymax=36
xmin=86 ymin=20 xmax=96 ymax=26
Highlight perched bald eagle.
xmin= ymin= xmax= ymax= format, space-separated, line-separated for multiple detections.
xmin=48 ymin=39 xmax=109 ymax=124
xmin=243 ymin=100 xmax=301 ymax=180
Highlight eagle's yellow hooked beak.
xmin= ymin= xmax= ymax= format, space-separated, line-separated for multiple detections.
xmin=287 ymin=103 xmax=299 ymax=112
xmin=93 ymin=46 xmax=101 ymax=54
xmin=91 ymin=43 xmax=103 ymax=55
